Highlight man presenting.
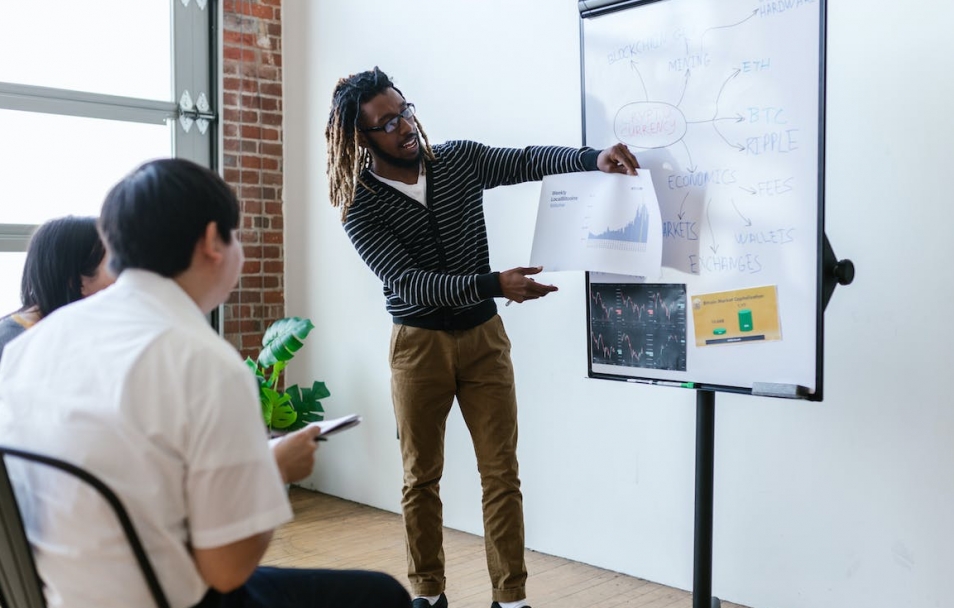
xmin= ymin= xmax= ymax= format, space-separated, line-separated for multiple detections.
xmin=325 ymin=67 xmax=639 ymax=608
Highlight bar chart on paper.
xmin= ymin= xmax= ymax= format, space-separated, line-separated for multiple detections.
xmin=587 ymin=203 xmax=650 ymax=251
xmin=529 ymin=170 xmax=662 ymax=277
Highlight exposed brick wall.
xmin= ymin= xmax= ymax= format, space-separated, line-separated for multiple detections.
xmin=221 ymin=0 xmax=284 ymax=361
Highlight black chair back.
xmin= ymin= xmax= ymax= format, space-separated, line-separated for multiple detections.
xmin=0 ymin=445 xmax=171 ymax=608
xmin=0 ymin=450 xmax=45 ymax=608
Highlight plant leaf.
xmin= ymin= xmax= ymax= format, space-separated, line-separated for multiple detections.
xmin=309 ymin=381 xmax=331 ymax=401
xmin=261 ymin=387 xmax=291 ymax=429
xmin=270 ymin=402 xmax=298 ymax=429
xmin=265 ymin=360 xmax=286 ymax=390
xmin=260 ymin=391 xmax=273 ymax=428
xmin=283 ymin=383 xmax=325 ymax=431
xmin=245 ymin=357 xmax=265 ymax=385
xmin=258 ymin=317 xmax=315 ymax=368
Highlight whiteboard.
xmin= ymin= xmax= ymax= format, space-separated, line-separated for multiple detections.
xmin=581 ymin=0 xmax=825 ymax=398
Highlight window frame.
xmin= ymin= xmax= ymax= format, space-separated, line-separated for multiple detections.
xmin=0 ymin=0 xmax=218 ymax=320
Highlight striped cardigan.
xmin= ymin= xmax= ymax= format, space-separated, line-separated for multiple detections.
xmin=344 ymin=139 xmax=599 ymax=330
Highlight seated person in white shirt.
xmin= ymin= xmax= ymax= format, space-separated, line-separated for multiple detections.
xmin=0 ymin=158 xmax=409 ymax=608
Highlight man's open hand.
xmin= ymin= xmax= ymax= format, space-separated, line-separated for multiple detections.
xmin=499 ymin=266 xmax=558 ymax=304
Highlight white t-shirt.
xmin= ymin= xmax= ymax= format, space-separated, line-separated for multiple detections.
xmin=0 ymin=270 xmax=293 ymax=608
xmin=371 ymin=169 xmax=427 ymax=206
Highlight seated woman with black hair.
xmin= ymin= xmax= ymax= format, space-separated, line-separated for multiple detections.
xmin=0 ymin=216 xmax=114 ymax=361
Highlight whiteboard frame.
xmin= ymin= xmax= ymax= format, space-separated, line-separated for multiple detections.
xmin=580 ymin=0 xmax=828 ymax=401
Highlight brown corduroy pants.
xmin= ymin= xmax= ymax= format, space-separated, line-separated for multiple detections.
xmin=389 ymin=315 xmax=527 ymax=603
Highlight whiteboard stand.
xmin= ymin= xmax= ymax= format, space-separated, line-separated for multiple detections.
xmin=691 ymin=243 xmax=852 ymax=608
xmin=693 ymin=389 xmax=720 ymax=608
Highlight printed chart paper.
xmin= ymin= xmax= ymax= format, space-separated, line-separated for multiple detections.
xmin=530 ymin=171 xmax=662 ymax=277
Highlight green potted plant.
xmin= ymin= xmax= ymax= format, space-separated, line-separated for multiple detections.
xmin=245 ymin=316 xmax=328 ymax=433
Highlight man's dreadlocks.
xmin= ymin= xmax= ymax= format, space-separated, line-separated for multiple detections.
xmin=325 ymin=66 xmax=435 ymax=221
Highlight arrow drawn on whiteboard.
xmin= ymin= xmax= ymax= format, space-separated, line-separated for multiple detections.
xmin=679 ymin=140 xmax=697 ymax=173
xmin=677 ymin=192 xmax=689 ymax=220
xmin=713 ymin=69 xmax=740 ymax=119
xmin=705 ymin=198 xmax=719 ymax=254
xmin=713 ymin=122 xmax=745 ymax=152
xmin=711 ymin=69 xmax=744 ymax=152
xmin=687 ymin=113 xmax=744 ymax=125
xmin=676 ymin=70 xmax=690 ymax=108
xmin=701 ymin=9 xmax=759 ymax=50
xmin=730 ymin=199 xmax=752 ymax=227
xmin=629 ymin=61 xmax=649 ymax=101
xmin=738 ymin=185 xmax=757 ymax=195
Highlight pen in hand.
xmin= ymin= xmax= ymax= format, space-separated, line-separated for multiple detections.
xmin=501 ymin=267 xmax=555 ymax=307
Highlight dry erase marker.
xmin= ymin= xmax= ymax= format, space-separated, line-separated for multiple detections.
xmin=626 ymin=379 xmax=695 ymax=388
xmin=655 ymin=380 xmax=696 ymax=388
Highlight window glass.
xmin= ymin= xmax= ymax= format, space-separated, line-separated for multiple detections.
xmin=0 ymin=1 xmax=172 ymax=101
xmin=0 ymin=109 xmax=172 ymax=224
xmin=0 ymin=253 xmax=27 ymax=316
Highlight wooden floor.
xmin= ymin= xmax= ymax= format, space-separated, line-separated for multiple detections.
xmin=263 ymin=488 xmax=748 ymax=608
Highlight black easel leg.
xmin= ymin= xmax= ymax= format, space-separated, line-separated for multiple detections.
xmin=694 ymin=390 xmax=721 ymax=608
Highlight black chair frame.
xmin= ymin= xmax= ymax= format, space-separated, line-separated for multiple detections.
xmin=0 ymin=445 xmax=171 ymax=608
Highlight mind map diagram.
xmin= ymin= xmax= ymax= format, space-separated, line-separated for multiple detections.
xmin=585 ymin=0 xmax=820 ymax=282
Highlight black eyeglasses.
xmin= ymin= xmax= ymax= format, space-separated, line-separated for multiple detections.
xmin=359 ymin=103 xmax=416 ymax=134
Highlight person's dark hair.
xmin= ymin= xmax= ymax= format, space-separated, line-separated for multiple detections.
xmin=99 ymin=158 xmax=240 ymax=278
xmin=325 ymin=66 xmax=434 ymax=221
xmin=19 ymin=216 xmax=106 ymax=318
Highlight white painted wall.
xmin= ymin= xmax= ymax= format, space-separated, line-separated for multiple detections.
xmin=282 ymin=2 xmax=954 ymax=607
